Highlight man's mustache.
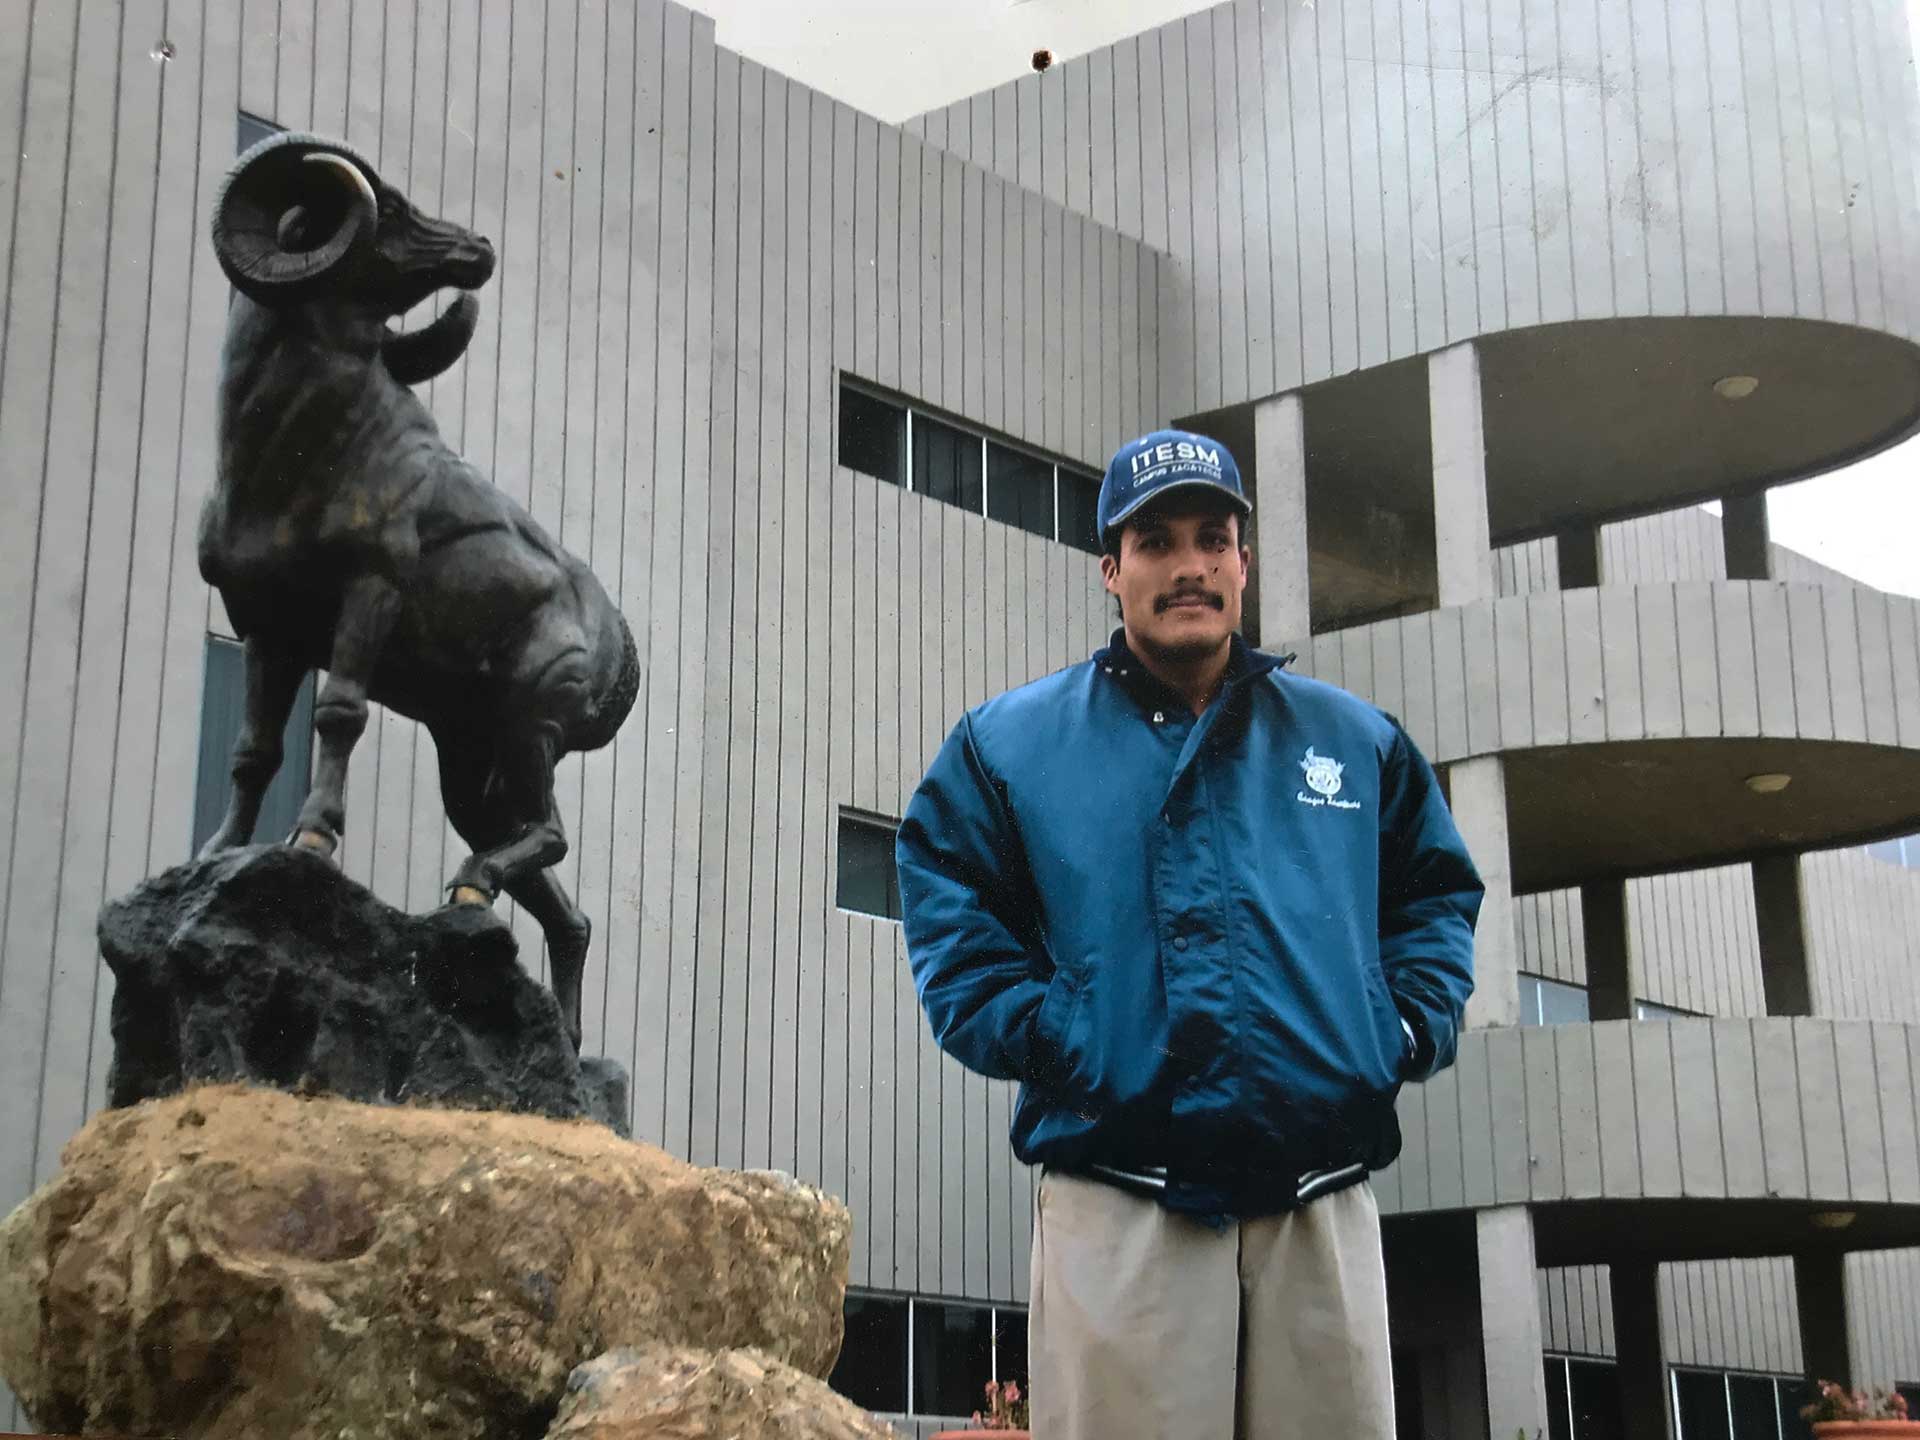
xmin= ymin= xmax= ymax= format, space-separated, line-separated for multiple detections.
xmin=1154 ymin=588 xmax=1226 ymax=613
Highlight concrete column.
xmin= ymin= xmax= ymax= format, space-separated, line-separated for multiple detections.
xmin=1612 ymin=1261 xmax=1673 ymax=1440
xmin=1722 ymin=493 xmax=1774 ymax=581
xmin=1556 ymin=525 xmax=1604 ymax=590
xmin=1753 ymin=854 xmax=1815 ymax=1016
xmin=1253 ymin=392 xmax=1311 ymax=645
xmin=1796 ymin=1252 xmax=1853 ymax=1388
xmin=1477 ymin=1207 xmax=1551 ymax=1440
xmin=1581 ymin=880 xmax=1635 ymax=1022
xmin=1451 ymin=756 xmax=1520 ymax=1030
xmin=1429 ymin=342 xmax=1496 ymax=608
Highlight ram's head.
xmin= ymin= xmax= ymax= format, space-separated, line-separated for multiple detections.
xmin=212 ymin=130 xmax=496 ymax=385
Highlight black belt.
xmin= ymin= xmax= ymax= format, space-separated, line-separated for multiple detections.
xmin=1073 ymin=1159 xmax=1368 ymax=1209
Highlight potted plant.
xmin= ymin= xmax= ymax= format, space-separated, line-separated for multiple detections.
xmin=929 ymin=1378 xmax=1030 ymax=1438
xmin=1802 ymin=1380 xmax=1919 ymax=1436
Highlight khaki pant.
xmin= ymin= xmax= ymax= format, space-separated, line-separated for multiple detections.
xmin=1029 ymin=1170 xmax=1394 ymax=1440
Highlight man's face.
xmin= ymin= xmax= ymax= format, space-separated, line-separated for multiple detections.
xmin=1100 ymin=501 xmax=1250 ymax=664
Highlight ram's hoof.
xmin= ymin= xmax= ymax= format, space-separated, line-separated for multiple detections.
xmin=291 ymin=828 xmax=338 ymax=861
xmin=451 ymin=884 xmax=493 ymax=907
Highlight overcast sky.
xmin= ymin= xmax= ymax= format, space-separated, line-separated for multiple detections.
xmin=694 ymin=0 xmax=1920 ymax=599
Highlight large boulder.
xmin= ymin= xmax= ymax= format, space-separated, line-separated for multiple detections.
xmin=548 ymin=1346 xmax=899 ymax=1439
xmin=0 ymin=1087 xmax=851 ymax=1440
xmin=100 ymin=844 xmax=629 ymax=1133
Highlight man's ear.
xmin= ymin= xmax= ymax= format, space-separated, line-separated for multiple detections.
xmin=1100 ymin=551 xmax=1122 ymax=596
xmin=1239 ymin=544 xmax=1252 ymax=582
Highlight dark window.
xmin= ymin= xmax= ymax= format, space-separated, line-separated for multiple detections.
xmin=840 ymin=385 xmax=907 ymax=487
xmin=1545 ymin=1357 xmax=1574 ymax=1440
xmin=829 ymin=1293 xmax=909 ymax=1414
xmin=912 ymin=1300 xmax=994 ymax=1418
xmin=193 ymin=635 xmax=316 ymax=853
xmin=836 ymin=812 xmax=901 ymax=921
xmin=1674 ymin=1369 xmax=1732 ymax=1440
xmin=1778 ymin=1378 xmax=1813 ymax=1439
xmin=996 ymin=1308 xmax=1029 ymax=1390
xmin=237 ymin=111 xmax=279 ymax=153
xmin=1057 ymin=468 xmax=1103 ymax=555
xmin=1728 ymin=1374 xmax=1778 ymax=1440
xmin=1899 ymin=1386 xmax=1920 ymax=1422
xmin=913 ymin=414 xmax=983 ymax=513
xmin=986 ymin=442 xmax=1055 ymax=540
xmin=1568 ymin=1359 xmax=1624 ymax=1440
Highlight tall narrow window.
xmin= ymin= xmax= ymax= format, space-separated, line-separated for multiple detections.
xmin=913 ymin=413 xmax=983 ymax=513
xmin=986 ymin=441 xmax=1055 ymax=540
xmin=836 ymin=810 xmax=902 ymax=921
xmin=840 ymin=385 xmax=907 ymax=486
xmin=193 ymin=635 xmax=316 ymax=853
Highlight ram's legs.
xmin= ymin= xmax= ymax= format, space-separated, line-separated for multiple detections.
xmin=292 ymin=574 xmax=400 ymax=858
xmin=199 ymin=638 xmax=308 ymax=856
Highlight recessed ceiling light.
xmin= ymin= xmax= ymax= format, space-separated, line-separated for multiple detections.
xmin=1714 ymin=374 xmax=1761 ymax=400
xmin=1810 ymin=1210 xmax=1856 ymax=1231
xmin=1745 ymin=772 xmax=1792 ymax=794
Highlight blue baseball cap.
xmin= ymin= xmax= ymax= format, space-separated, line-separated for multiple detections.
xmin=1097 ymin=428 xmax=1251 ymax=545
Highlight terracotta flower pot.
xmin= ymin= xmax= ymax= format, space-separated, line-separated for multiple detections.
xmin=1812 ymin=1423 xmax=1920 ymax=1437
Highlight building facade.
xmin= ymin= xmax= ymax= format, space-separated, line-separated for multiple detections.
xmin=2 ymin=0 xmax=1919 ymax=1434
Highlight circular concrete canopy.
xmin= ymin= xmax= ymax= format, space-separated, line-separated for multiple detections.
xmin=1504 ymin=737 xmax=1920 ymax=895
xmin=1292 ymin=315 xmax=1920 ymax=547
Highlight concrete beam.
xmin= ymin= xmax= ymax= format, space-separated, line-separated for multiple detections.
xmin=1253 ymin=392 xmax=1310 ymax=644
xmin=1796 ymin=1251 xmax=1853 ymax=1388
xmin=1451 ymin=757 xmax=1519 ymax=1030
xmin=1722 ymin=493 xmax=1774 ymax=581
xmin=1753 ymin=854 xmax=1815 ymax=1017
xmin=1430 ymin=342 xmax=1494 ymax=608
xmin=1581 ymin=880 xmax=1634 ymax=1022
xmin=1611 ymin=1261 xmax=1673 ymax=1440
xmin=1476 ymin=1207 xmax=1551 ymax=1440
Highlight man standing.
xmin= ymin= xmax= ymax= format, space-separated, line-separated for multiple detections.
xmin=896 ymin=429 xmax=1481 ymax=1439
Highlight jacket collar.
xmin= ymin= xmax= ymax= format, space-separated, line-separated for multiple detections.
xmin=1092 ymin=628 xmax=1290 ymax=717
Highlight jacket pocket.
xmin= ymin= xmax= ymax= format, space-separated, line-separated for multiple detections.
xmin=1359 ymin=960 xmax=1408 ymax=1089
xmin=1027 ymin=968 xmax=1084 ymax=1089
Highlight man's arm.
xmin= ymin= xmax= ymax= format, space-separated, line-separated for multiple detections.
xmin=1378 ymin=722 xmax=1483 ymax=1081
xmin=896 ymin=713 xmax=1053 ymax=1083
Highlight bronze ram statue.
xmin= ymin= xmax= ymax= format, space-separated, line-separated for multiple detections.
xmin=198 ymin=130 xmax=638 ymax=1047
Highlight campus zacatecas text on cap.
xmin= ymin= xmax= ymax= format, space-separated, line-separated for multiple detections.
xmin=1097 ymin=428 xmax=1252 ymax=542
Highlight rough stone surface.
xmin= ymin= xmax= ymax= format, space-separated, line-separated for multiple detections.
xmin=0 ymin=1086 xmax=850 ymax=1440
xmin=548 ymin=1346 xmax=899 ymax=1439
xmin=101 ymin=844 xmax=629 ymax=1133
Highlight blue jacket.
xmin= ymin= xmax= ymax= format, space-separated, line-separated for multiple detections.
xmin=897 ymin=632 xmax=1481 ymax=1217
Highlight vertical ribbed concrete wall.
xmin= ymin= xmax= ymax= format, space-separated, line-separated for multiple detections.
xmin=908 ymin=0 xmax=1920 ymax=413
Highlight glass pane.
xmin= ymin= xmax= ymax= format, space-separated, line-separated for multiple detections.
xmin=236 ymin=111 xmax=280 ymax=153
xmin=912 ymin=1300 xmax=995 ymax=1418
xmin=193 ymin=636 xmax=315 ymax=853
xmin=1635 ymin=999 xmax=1693 ymax=1021
xmin=1545 ymin=1357 xmax=1574 ymax=1440
xmin=985 ymin=442 xmax=1054 ymax=539
xmin=1392 ymin=1350 xmax=1425 ymax=1440
xmin=912 ymin=414 xmax=983 ymax=512
xmin=1674 ymin=1370 xmax=1732 ymax=1440
xmin=1057 ymin=468 xmax=1103 ymax=554
xmin=829 ymin=1294 xmax=909 ymax=1414
xmin=841 ymin=386 xmax=907 ymax=485
xmin=1778 ymin=1379 xmax=1814 ymax=1439
xmin=1537 ymin=976 xmax=1592 ymax=1026
xmin=996 ymin=1309 xmax=1029 ymax=1390
xmin=836 ymin=815 xmax=900 ymax=921
xmin=1569 ymin=1359 xmax=1624 ymax=1440
xmin=1728 ymin=1374 xmax=1778 ymax=1440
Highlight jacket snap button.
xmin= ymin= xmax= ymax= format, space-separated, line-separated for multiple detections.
xmin=1172 ymin=936 xmax=1189 ymax=952
xmin=1152 ymin=710 xmax=1165 ymax=723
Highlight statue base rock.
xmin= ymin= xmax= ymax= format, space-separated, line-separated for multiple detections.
xmin=0 ymin=1086 xmax=855 ymax=1439
xmin=551 ymin=1346 xmax=899 ymax=1439
xmin=100 ymin=845 xmax=628 ymax=1134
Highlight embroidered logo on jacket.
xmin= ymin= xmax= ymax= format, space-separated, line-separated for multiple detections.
xmin=1297 ymin=746 xmax=1362 ymax=810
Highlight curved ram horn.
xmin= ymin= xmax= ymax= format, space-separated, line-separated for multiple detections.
xmin=211 ymin=133 xmax=378 ymax=306
xmin=383 ymin=292 xmax=480 ymax=387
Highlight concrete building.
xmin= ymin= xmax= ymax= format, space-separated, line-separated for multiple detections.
xmin=2 ymin=0 xmax=1918 ymax=1434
